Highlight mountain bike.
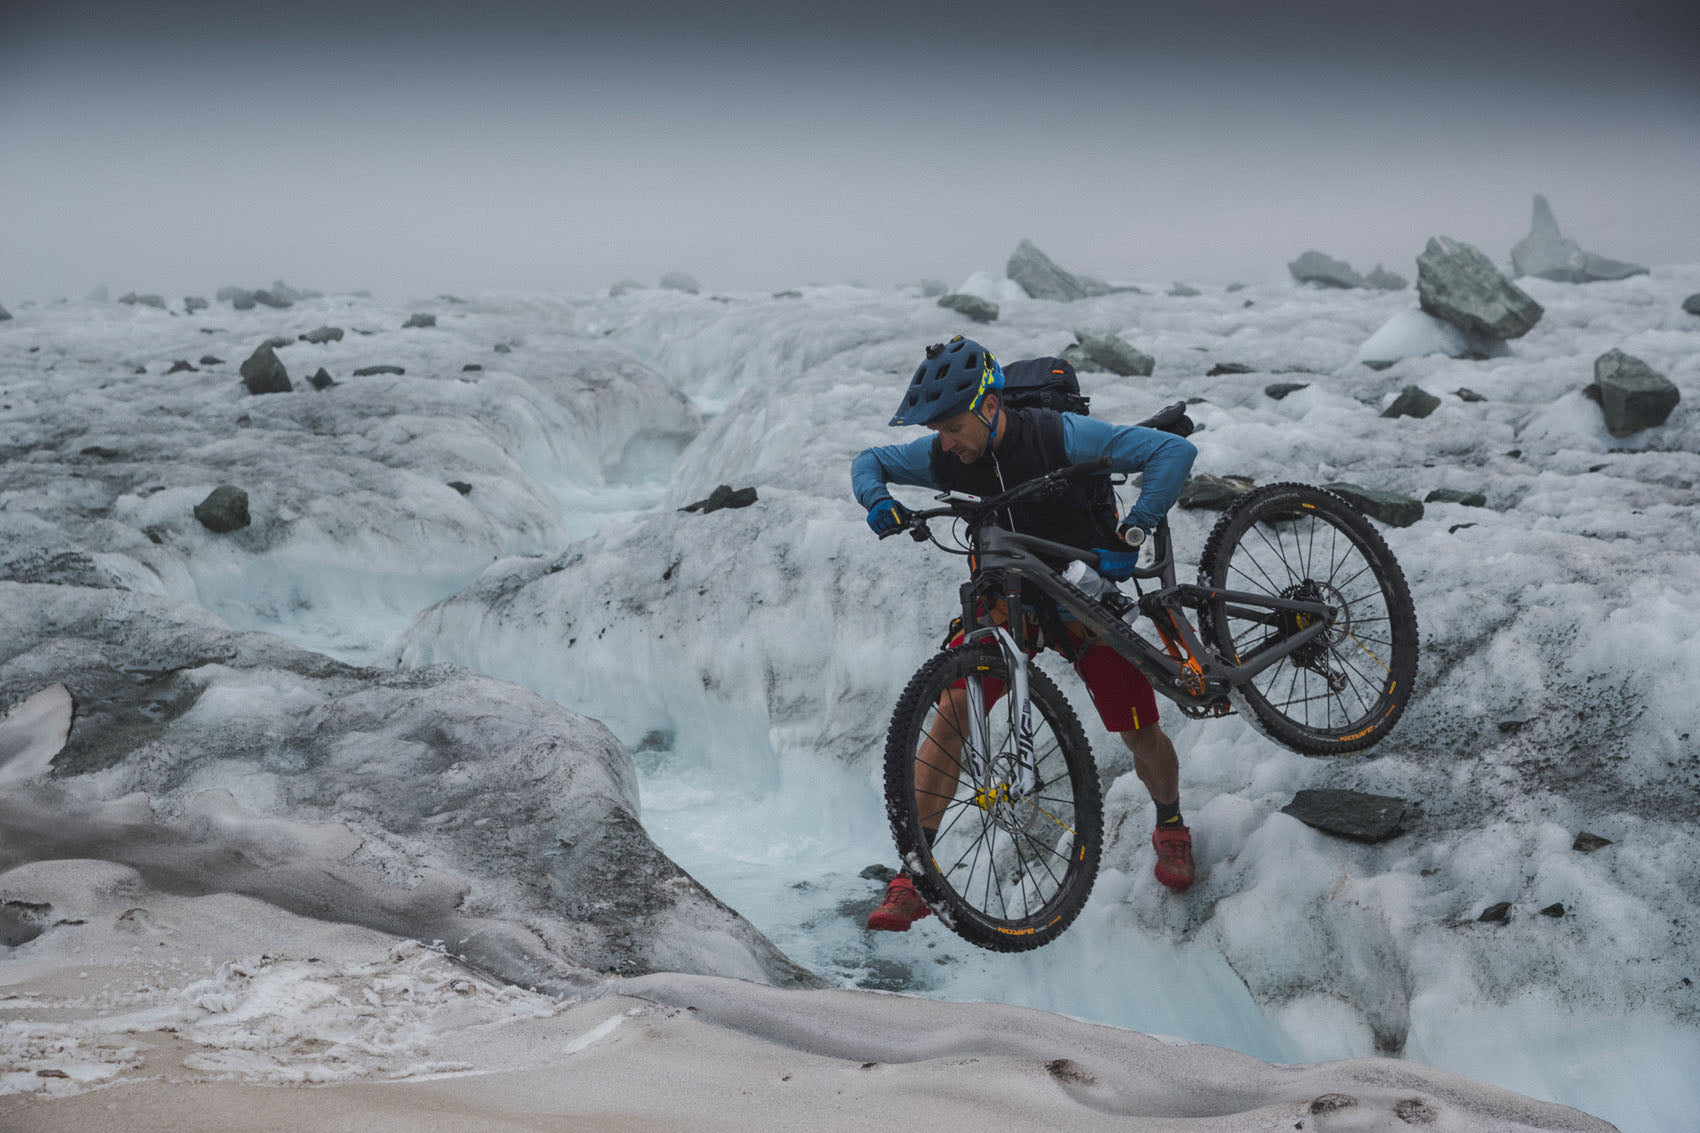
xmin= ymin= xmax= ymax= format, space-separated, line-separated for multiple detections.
xmin=878 ymin=404 xmax=1418 ymax=950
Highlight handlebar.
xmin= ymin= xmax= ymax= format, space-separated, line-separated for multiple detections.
xmin=890 ymin=457 xmax=1114 ymax=536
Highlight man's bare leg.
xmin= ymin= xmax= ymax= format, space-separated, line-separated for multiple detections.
xmin=1121 ymin=723 xmax=1193 ymax=891
xmin=915 ymin=688 xmax=970 ymax=833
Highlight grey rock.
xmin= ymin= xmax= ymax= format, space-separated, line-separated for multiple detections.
xmin=260 ymin=335 xmax=293 ymax=350
xmin=1573 ymin=831 xmax=1612 ymax=852
xmin=1479 ymin=902 xmax=1512 ymax=924
xmin=937 ymin=293 xmax=998 ymax=323
xmin=1323 ymin=483 xmax=1424 ymax=528
xmin=1511 ymin=194 xmax=1587 ymax=281
xmin=1207 ymin=362 xmax=1255 ymax=377
xmin=352 ymin=365 xmax=405 ymax=377
xmin=659 ymin=272 xmax=701 ymax=294
xmin=494 ymin=343 xmax=513 ymax=354
xmin=183 ymin=296 xmax=209 ymax=313
xmin=609 ymin=279 xmax=645 ymax=297
xmin=1074 ymin=330 xmax=1153 ymax=377
xmin=1061 ymin=342 xmax=1099 ymax=372
xmin=121 ymin=293 xmax=167 ymax=310
xmin=448 ymin=481 xmax=473 ymax=495
xmin=1364 ymin=263 xmax=1408 ymax=291
xmin=1579 ymin=252 xmax=1648 ymax=281
xmin=193 ymin=485 xmax=251 ymax=533
xmin=1288 ymin=250 xmax=1366 ymax=289
xmin=300 ymin=326 xmax=344 ymax=344
xmin=1592 ymin=349 xmax=1679 ymax=436
xmin=238 ymin=345 xmax=292 ymax=395
xmin=166 ymin=360 xmax=197 ymax=374
xmin=403 ymin=313 xmax=437 ymax=329
xmin=1280 ymin=787 xmax=1407 ymax=842
xmin=1168 ymin=281 xmax=1200 ymax=297
xmin=461 ymin=364 xmax=483 ymax=372
xmin=680 ymin=485 xmax=759 ymax=514
xmin=267 ymin=280 xmax=320 ymax=303
xmin=1416 ymin=236 xmax=1543 ymax=340
xmin=214 ymin=285 xmax=248 ymax=302
xmin=1381 ymin=385 xmax=1442 ymax=419
xmin=1265 ymin=381 xmax=1310 ymax=400
xmin=252 ymin=290 xmax=292 ymax=309
xmin=1682 ymin=293 xmax=1700 ymax=316
xmin=1512 ymin=195 xmax=1649 ymax=283
xmin=199 ymin=355 xmax=224 ymax=366
xmin=308 ymin=367 xmax=336 ymax=390
xmin=1424 ymin=488 xmax=1486 ymax=507
xmin=1006 ymin=238 xmax=1112 ymax=301
xmin=0 ymin=302 xmax=11 ymax=321
xmin=231 ymin=292 xmax=257 ymax=310
xmin=1179 ymin=474 xmax=1255 ymax=510
xmin=1455 ymin=387 xmax=1485 ymax=403
xmin=1539 ymin=903 xmax=1566 ymax=918
xmin=772 ymin=289 xmax=804 ymax=300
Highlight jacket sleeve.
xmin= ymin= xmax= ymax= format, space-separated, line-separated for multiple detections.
xmin=1061 ymin=414 xmax=1197 ymax=532
xmin=850 ymin=436 xmax=939 ymax=510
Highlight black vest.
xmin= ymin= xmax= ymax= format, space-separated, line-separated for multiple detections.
xmin=929 ymin=408 xmax=1117 ymax=561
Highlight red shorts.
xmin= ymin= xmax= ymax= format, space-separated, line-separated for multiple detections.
xmin=947 ymin=617 xmax=1160 ymax=734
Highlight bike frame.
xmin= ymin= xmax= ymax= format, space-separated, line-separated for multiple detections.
xmin=964 ymin=519 xmax=1337 ymax=708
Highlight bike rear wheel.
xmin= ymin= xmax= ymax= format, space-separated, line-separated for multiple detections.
xmin=883 ymin=643 xmax=1101 ymax=951
xmin=1198 ymin=482 xmax=1418 ymax=755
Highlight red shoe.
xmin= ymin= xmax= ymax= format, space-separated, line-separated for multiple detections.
xmin=866 ymin=875 xmax=932 ymax=932
xmin=1152 ymin=823 xmax=1195 ymax=892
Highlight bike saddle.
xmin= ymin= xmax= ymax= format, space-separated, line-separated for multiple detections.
xmin=1136 ymin=401 xmax=1195 ymax=438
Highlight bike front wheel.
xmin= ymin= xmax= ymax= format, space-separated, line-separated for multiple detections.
xmin=883 ymin=643 xmax=1101 ymax=952
xmin=1198 ymin=482 xmax=1419 ymax=755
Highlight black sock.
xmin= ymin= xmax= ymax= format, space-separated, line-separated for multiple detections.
xmin=1155 ymin=799 xmax=1183 ymax=827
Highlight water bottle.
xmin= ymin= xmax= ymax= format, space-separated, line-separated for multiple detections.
xmin=1062 ymin=559 xmax=1118 ymax=601
xmin=1062 ymin=559 xmax=1138 ymax=619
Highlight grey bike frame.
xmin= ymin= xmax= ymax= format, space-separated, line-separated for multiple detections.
xmin=971 ymin=524 xmax=1336 ymax=705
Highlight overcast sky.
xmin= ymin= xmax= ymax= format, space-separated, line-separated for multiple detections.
xmin=2 ymin=0 xmax=1696 ymax=302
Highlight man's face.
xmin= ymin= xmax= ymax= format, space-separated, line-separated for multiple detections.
xmin=928 ymin=395 xmax=995 ymax=463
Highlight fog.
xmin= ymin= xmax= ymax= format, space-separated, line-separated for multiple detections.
xmin=2 ymin=0 xmax=1696 ymax=301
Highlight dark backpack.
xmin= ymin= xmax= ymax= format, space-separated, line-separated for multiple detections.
xmin=999 ymin=356 xmax=1090 ymax=416
xmin=997 ymin=356 xmax=1118 ymax=539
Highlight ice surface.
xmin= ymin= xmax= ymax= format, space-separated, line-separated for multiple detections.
xmin=4 ymin=274 xmax=1696 ymax=1129
xmin=0 ymin=684 xmax=73 ymax=786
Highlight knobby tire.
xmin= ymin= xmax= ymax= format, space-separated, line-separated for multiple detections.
xmin=1198 ymin=482 xmax=1418 ymax=755
xmin=883 ymin=643 xmax=1102 ymax=952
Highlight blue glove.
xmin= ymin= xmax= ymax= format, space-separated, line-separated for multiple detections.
xmin=867 ymin=498 xmax=913 ymax=537
xmin=1092 ymin=547 xmax=1141 ymax=581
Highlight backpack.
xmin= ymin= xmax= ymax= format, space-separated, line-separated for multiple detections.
xmin=996 ymin=356 xmax=1119 ymax=540
xmin=998 ymin=356 xmax=1090 ymax=416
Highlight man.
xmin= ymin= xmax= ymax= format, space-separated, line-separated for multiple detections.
xmin=851 ymin=335 xmax=1198 ymax=932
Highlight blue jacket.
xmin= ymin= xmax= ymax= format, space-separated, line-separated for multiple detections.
xmin=851 ymin=412 xmax=1196 ymax=534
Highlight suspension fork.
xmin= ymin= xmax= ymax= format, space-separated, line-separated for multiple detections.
xmin=959 ymin=627 xmax=1037 ymax=797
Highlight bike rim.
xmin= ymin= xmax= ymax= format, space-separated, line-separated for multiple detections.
xmin=909 ymin=664 xmax=1087 ymax=929
xmin=1218 ymin=507 xmax=1401 ymax=735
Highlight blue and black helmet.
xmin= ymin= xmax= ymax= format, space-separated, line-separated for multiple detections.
xmin=889 ymin=335 xmax=1004 ymax=426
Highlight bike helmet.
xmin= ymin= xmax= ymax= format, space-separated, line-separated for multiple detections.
xmin=889 ymin=335 xmax=1003 ymax=426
